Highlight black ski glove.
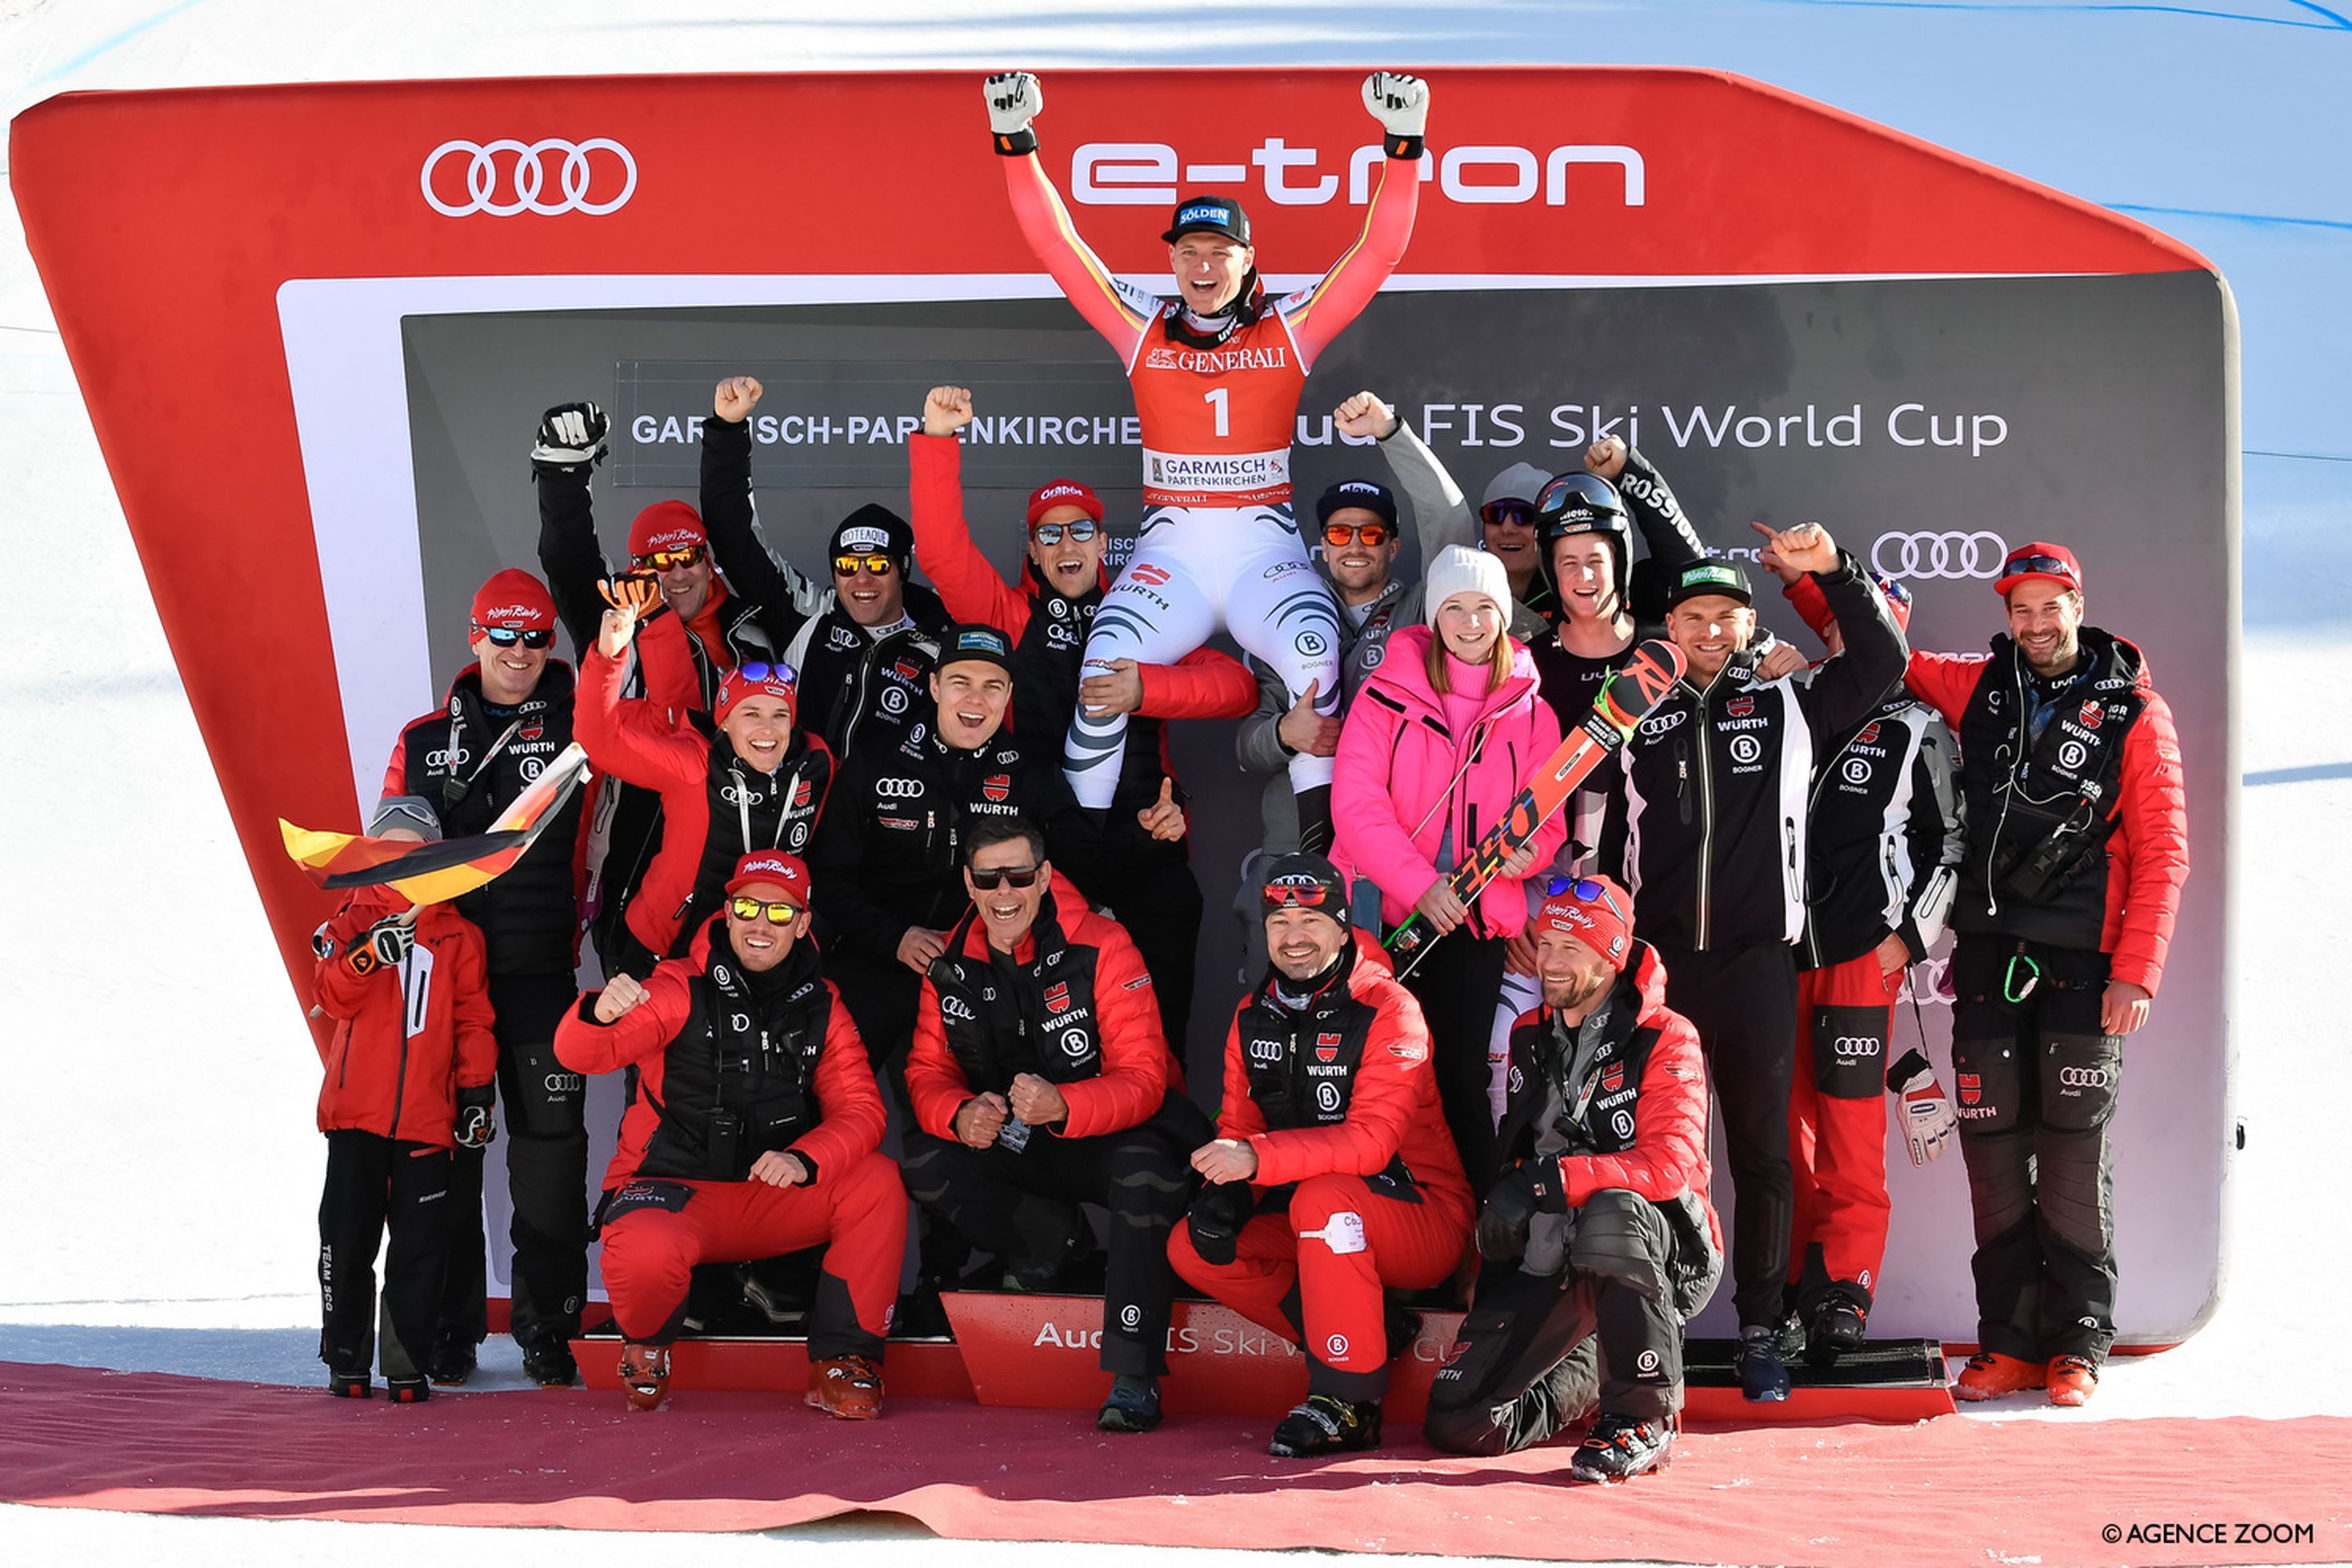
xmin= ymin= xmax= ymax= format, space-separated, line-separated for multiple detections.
xmin=345 ymin=915 xmax=413 ymax=976
xmin=531 ymin=402 xmax=609 ymax=477
xmin=453 ymin=1085 xmax=497 ymax=1150
xmin=1477 ymin=1160 xmax=1564 ymax=1262
xmin=1187 ymin=1181 xmax=1254 ymax=1267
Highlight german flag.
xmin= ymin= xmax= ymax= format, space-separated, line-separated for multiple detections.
xmin=281 ymin=743 xmax=592 ymax=906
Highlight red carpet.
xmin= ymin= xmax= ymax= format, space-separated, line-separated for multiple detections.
xmin=3 ymin=1361 xmax=2345 ymax=1566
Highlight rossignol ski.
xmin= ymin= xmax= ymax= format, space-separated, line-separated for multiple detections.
xmin=1383 ymin=639 xmax=1683 ymax=978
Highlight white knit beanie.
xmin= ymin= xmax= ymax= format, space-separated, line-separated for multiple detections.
xmin=1423 ymin=544 xmax=1512 ymax=629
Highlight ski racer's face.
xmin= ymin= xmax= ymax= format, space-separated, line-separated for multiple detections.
xmin=964 ymin=839 xmax=1049 ymax=951
xmin=646 ymin=550 xmax=714 ymax=619
xmin=470 ymin=629 xmax=547 ymax=706
xmin=1168 ymin=234 xmax=1254 ymax=315
xmin=722 ymin=694 xmax=795 ymax=773
xmin=1666 ymin=595 xmax=1756 ymax=684
xmin=1535 ymin=928 xmax=1615 ymax=1017
xmin=1549 ymin=537 xmax=1619 ymax=624
xmin=725 ymin=878 xmax=808 ymax=972
xmin=1027 ymin=505 xmax=1105 ymax=597
xmin=1265 ymin=905 xmax=1348 ymax=982
xmin=835 ymin=555 xmax=906 ymax=627
xmin=2006 ymin=581 xmax=2085 ymax=676
xmin=931 ymin=661 xmax=1013 ymax=750
xmin=1322 ymin=508 xmax=1399 ymax=599
xmin=1435 ymin=592 xmax=1504 ymax=665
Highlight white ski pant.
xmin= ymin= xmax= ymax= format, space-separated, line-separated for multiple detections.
xmin=1067 ymin=501 xmax=1342 ymax=808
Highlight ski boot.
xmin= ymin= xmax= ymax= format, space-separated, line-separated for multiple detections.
xmin=2047 ymin=1354 xmax=2100 ymax=1407
xmin=1807 ymin=1299 xmax=1867 ymax=1367
xmin=1953 ymin=1350 xmax=2045 ymax=1401
xmin=522 ymin=1339 xmax=579 ymax=1388
xmin=619 ymin=1342 xmax=670 ymax=1412
xmin=1268 ymin=1393 xmax=1382 ymax=1458
xmin=1568 ymin=1412 xmax=1674 ymax=1483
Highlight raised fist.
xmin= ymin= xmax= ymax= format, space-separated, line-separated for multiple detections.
xmin=713 ymin=376 xmax=763 ymax=424
xmin=984 ymin=72 xmax=1042 ymax=137
xmin=1363 ymin=72 xmax=1429 ymax=140
xmin=532 ymin=403 xmax=608 ymax=472
xmin=924 ymin=385 xmax=975 ymax=437
xmin=1585 ymin=434 xmax=1628 ymax=481
xmin=1333 ymin=391 xmax=1399 ymax=443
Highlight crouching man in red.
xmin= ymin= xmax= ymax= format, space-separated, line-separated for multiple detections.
xmin=1424 ymin=876 xmax=1722 ymax=1484
xmin=555 ymin=851 xmax=906 ymax=1415
xmin=1170 ymin=853 xmax=1473 ymax=1458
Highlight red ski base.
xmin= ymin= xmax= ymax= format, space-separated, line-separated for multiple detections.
xmin=575 ymin=1292 xmax=1954 ymax=1423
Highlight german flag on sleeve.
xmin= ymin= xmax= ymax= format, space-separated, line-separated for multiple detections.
xmin=282 ymin=743 xmax=592 ymax=906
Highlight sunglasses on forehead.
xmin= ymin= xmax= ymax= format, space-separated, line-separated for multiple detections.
xmin=729 ymin=660 xmax=799 ymax=687
xmin=474 ymin=624 xmax=554 ymax=648
xmin=1031 ymin=519 xmax=1099 ymax=546
xmin=969 ymin=863 xmax=1043 ymax=891
xmin=834 ymin=553 xmax=896 ymax=577
xmin=1322 ymin=520 xmax=1391 ymax=547
xmin=729 ymin=895 xmax=802 ymax=925
xmin=2002 ymin=554 xmax=2078 ymax=583
xmin=1543 ymin=875 xmax=1626 ymax=923
xmin=635 ymin=545 xmax=706 ymax=572
xmin=1481 ymin=499 xmax=1537 ymax=528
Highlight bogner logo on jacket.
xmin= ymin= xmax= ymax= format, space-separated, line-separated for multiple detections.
xmin=1236 ymin=938 xmax=1418 ymax=1195
xmin=637 ymin=922 xmax=832 ymax=1183
xmin=929 ymin=891 xmax=1105 ymax=1091
xmin=1802 ymin=690 xmax=1965 ymax=971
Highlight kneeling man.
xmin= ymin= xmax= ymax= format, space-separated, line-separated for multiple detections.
xmin=1171 ymin=853 xmax=1473 ymax=1458
xmin=555 ymin=851 xmax=906 ymax=1415
xmin=1425 ymin=875 xmax=1722 ymax=1485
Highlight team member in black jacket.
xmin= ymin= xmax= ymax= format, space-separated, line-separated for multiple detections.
xmin=810 ymin=624 xmax=1099 ymax=1081
xmin=1762 ymin=562 xmax=1967 ymax=1361
xmin=381 ymin=569 xmax=594 ymax=1388
xmin=1598 ymin=522 xmax=1905 ymax=1401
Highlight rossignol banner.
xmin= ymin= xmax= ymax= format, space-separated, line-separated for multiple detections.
xmin=12 ymin=69 xmax=2235 ymax=1347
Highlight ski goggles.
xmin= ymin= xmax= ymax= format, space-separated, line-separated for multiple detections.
xmin=833 ymin=553 xmax=897 ymax=577
xmin=1480 ymin=499 xmax=1538 ymax=529
xmin=1544 ymin=875 xmax=1628 ymax=923
xmin=1261 ymin=879 xmax=1338 ymax=911
xmin=634 ymin=545 xmax=706 ymax=572
xmin=1030 ymin=519 xmax=1100 ymax=546
xmin=728 ymin=895 xmax=803 ymax=925
xmin=1322 ymin=520 xmax=1392 ymax=547
xmin=473 ymin=624 xmax=554 ymax=649
xmin=968 ymin=863 xmax=1044 ymax=891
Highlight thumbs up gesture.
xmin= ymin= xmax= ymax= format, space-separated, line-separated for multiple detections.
xmin=1276 ymin=679 xmax=1342 ymax=758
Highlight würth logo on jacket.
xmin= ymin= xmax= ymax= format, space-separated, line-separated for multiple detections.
xmin=982 ymin=773 xmax=1011 ymax=803
xmin=1602 ymin=1062 xmax=1625 ymax=1093
xmin=1726 ymin=694 xmax=1756 ymax=718
xmin=2078 ymin=700 xmax=2103 ymax=728
xmin=1044 ymin=982 xmax=1071 ymax=1013
xmin=1316 ymin=1032 xmax=1341 ymax=1062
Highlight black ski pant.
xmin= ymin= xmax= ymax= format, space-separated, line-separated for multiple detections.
xmin=319 ymin=1129 xmax=452 ymax=1378
xmin=1399 ymin=927 xmax=1510 ymax=1196
xmin=1425 ymin=1192 xmax=1689 ymax=1453
xmin=439 ymin=970 xmax=588 ymax=1354
xmin=1096 ymin=831 xmax=1205 ymax=1085
xmin=1948 ymin=934 xmax=2123 ymax=1364
xmin=1655 ymin=938 xmax=1796 ymax=1330
xmin=900 ymin=1090 xmax=1207 ymax=1378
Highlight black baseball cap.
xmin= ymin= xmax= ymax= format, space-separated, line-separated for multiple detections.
xmin=1664 ymin=559 xmax=1755 ymax=611
xmin=1315 ymin=479 xmax=1398 ymax=529
xmin=937 ymin=622 xmax=1016 ymax=676
xmin=1163 ymin=194 xmax=1252 ymax=246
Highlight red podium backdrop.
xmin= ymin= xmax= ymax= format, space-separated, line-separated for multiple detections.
xmin=13 ymin=68 xmax=2235 ymax=1348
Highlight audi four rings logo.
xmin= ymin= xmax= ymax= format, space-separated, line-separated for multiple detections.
xmin=1872 ymin=530 xmax=2009 ymax=580
xmin=1833 ymin=1036 xmax=1882 ymax=1059
xmin=2060 ymin=1066 xmax=2111 ymax=1089
xmin=421 ymin=138 xmax=638 ymax=216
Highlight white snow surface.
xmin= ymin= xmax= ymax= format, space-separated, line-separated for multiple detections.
xmin=2 ymin=2 xmax=2349 ymax=1564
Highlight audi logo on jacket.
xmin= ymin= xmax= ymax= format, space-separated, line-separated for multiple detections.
xmin=1902 ymin=626 xmax=2189 ymax=994
xmin=571 ymin=639 xmax=835 ymax=964
xmin=1499 ymin=942 xmax=1722 ymax=1305
xmin=809 ymin=723 xmax=1100 ymax=966
xmin=1218 ymin=933 xmax=1472 ymax=1219
xmin=554 ymin=917 xmax=883 ymax=1191
xmin=385 ymin=660 xmax=590 ymax=976
xmin=905 ymin=888 xmax=1175 ymax=1143
xmin=310 ymin=890 xmax=497 ymax=1150
xmin=1603 ymin=552 xmax=1908 ymax=953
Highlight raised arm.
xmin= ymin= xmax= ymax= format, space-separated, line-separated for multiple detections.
xmin=701 ymin=377 xmax=813 ymax=652
xmin=985 ymin=74 xmax=1158 ymax=366
xmin=907 ymin=387 xmax=1030 ymax=635
xmin=531 ymin=401 xmax=617 ymax=660
xmin=1593 ymin=439 xmax=1707 ymax=574
xmin=1278 ymin=74 xmax=1429 ymax=368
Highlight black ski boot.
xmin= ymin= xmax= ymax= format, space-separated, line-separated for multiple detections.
xmin=1568 ymin=1412 xmax=1674 ymax=1483
xmin=427 ymin=1335 xmax=477 ymax=1386
xmin=1268 ymin=1393 xmax=1382 ymax=1458
xmin=522 ymin=1339 xmax=579 ymax=1388
xmin=1808 ymin=1299 xmax=1867 ymax=1367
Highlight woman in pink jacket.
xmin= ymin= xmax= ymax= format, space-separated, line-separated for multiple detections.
xmin=1334 ymin=545 xmax=1565 ymax=1194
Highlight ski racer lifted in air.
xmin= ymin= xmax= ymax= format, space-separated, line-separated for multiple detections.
xmin=983 ymin=68 xmax=1432 ymax=853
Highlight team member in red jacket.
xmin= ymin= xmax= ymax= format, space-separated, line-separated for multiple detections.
xmin=1171 ymin=855 xmax=1474 ymax=1458
xmin=1425 ymin=876 xmax=1722 ymax=1484
xmin=901 ymin=817 xmax=1208 ymax=1434
xmin=1898 ymin=542 xmax=2189 ymax=1406
xmin=554 ymin=852 xmax=904 ymax=1416
xmin=573 ymin=595 xmax=834 ymax=974
xmin=309 ymin=797 xmax=499 ymax=1402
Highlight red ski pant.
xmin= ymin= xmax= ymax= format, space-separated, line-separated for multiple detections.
xmin=1167 ymin=1172 xmax=1469 ymax=1401
xmin=1786 ymin=952 xmax=1901 ymax=1313
xmin=599 ymin=1152 xmax=906 ymax=1360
